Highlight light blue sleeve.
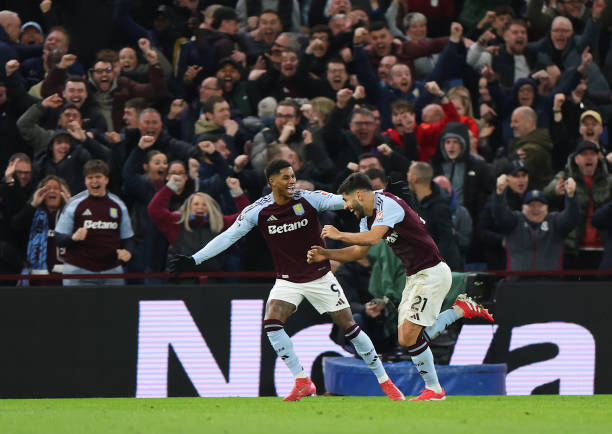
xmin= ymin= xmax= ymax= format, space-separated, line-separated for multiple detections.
xmin=371 ymin=196 xmax=405 ymax=229
xmin=192 ymin=202 xmax=260 ymax=265
xmin=300 ymin=189 xmax=345 ymax=211
xmin=118 ymin=199 xmax=134 ymax=239
xmin=55 ymin=197 xmax=81 ymax=235
xmin=359 ymin=218 xmax=369 ymax=233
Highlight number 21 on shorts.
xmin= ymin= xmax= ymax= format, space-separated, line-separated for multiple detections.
xmin=411 ymin=295 xmax=428 ymax=312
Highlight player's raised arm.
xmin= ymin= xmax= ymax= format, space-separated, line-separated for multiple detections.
xmin=300 ymin=189 xmax=345 ymax=211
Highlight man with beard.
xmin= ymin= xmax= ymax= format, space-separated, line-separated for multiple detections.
xmin=544 ymin=139 xmax=612 ymax=270
xmin=467 ymin=19 xmax=532 ymax=90
xmin=216 ymin=57 xmax=252 ymax=117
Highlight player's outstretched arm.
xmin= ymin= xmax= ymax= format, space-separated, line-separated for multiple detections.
xmin=321 ymin=224 xmax=389 ymax=246
xmin=307 ymin=245 xmax=370 ymax=263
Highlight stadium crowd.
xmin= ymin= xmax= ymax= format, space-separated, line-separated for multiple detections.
xmin=1 ymin=0 xmax=612 ymax=288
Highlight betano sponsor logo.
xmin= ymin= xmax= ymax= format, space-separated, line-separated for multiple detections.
xmin=267 ymin=218 xmax=308 ymax=234
xmin=84 ymin=219 xmax=119 ymax=229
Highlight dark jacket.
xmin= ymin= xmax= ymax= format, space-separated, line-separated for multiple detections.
xmin=544 ymin=155 xmax=612 ymax=255
xmin=478 ymin=188 xmax=526 ymax=270
xmin=525 ymin=17 xmax=609 ymax=92
xmin=494 ymin=192 xmax=580 ymax=271
xmin=126 ymin=130 xmax=197 ymax=164
xmin=122 ymin=147 xmax=168 ymax=273
xmin=431 ymin=122 xmax=495 ymax=229
xmin=591 ymin=202 xmax=612 ymax=270
xmin=507 ymin=128 xmax=554 ymax=191
xmin=32 ymin=132 xmax=91 ymax=194
xmin=411 ymin=183 xmax=462 ymax=270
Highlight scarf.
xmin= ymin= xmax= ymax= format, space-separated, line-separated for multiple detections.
xmin=26 ymin=207 xmax=49 ymax=274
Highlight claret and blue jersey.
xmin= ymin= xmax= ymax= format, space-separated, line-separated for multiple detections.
xmin=192 ymin=189 xmax=346 ymax=283
xmin=362 ymin=191 xmax=443 ymax=275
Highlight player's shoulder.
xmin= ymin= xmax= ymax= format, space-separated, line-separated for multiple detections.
xmin=238 ymin=193 xmax=273 ymax=221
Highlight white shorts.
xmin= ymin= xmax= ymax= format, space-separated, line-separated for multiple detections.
xmin=268 ymin=271 xmax=349 ymax=314
xmin=398 ymin=261 xmax=452 ymax=327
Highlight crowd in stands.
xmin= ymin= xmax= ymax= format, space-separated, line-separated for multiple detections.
xmin=1 ymin=0 xmax=612 ymax=288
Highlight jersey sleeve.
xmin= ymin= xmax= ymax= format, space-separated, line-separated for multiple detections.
xmin=300 ymin=189 xmax=345 ymax=211
xmin=371 ymin=196 xmax=405 ymax=228
xmin=55 ymin=198 xmax=80 ymax=235
xmin=192 ymin=202 xmax=260 ymax=265
xmin=118 ymin=200 xmax=135 ymax=239
xmin=359 ymin=218 xmax=369 ymax=233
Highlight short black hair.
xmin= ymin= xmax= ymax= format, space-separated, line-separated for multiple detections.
xmin=212 ymin=7 xmax=238 ymax=29
xmin=338 ymin=172 xmax=373 ymax=195
xmin=368 ymin=21 xmax=389 ymax=33
xmin=265 ymin=159 xmax=291 ymax=179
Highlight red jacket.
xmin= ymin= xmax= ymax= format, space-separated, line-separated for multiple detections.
xmin=147 ymin=185 xmax=251 ymax=244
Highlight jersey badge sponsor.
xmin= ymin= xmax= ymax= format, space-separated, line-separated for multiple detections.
xmin=385 ymin=231 xmax=399 ymax=244
xmin=293 ymin=204 xmax=305 ymax=216
xmin=375 ymin=210 xmax=384 ymax=221
xmin=109 ymin=207 xmax=118 ymax=219
xmin=541 ymin=221 xmax=549 ymax=231
xmin=410 ymin=313 xmax=420 ymax=321
xmin=267 ymin=215 xmax=278 ymax=222
xmin=82 ymin=208 xmax=92 ymax=216
xmin=316 ymin=190 xmax=329 ymax=195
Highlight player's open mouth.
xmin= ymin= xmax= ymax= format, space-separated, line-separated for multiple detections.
xmin=287 ymin=185 xmax=295 ymax=193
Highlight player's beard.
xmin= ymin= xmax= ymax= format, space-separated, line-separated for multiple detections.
xmin=352 ymin=202 xmax=366 ymax=219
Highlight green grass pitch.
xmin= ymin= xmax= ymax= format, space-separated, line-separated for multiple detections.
xmin=1 ymin=395 xmax=610 ymax=434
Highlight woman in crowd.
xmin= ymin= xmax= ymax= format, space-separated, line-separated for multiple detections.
xmin=148 ymin=174 xmax=250 ymax=282
xmin=12 ymin=175 xmax=71 ymax=285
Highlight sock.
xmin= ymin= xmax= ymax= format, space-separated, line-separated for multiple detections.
xmin=345 ymin=324 xmax=389 ymax=383
xmin=406 ymin=335 xmax=442 ymax=393
xmin=423 ymin=308 xmax=459 ymax=342
xmin=264 ymin=319 xmax=305 ymax=379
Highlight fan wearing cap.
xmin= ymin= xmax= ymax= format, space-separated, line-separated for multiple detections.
xmin=550 ymin=106 xmax=609 ymax=172
xmin=478 ymin=159 xmax=529 ymax=270
xmin=494 ymin=174 xmax=579 ymax=272
xmin=544 ymin=139 xmax=612 ymax=269
xmin=20 ymin=21 xmax=44 ymax=45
